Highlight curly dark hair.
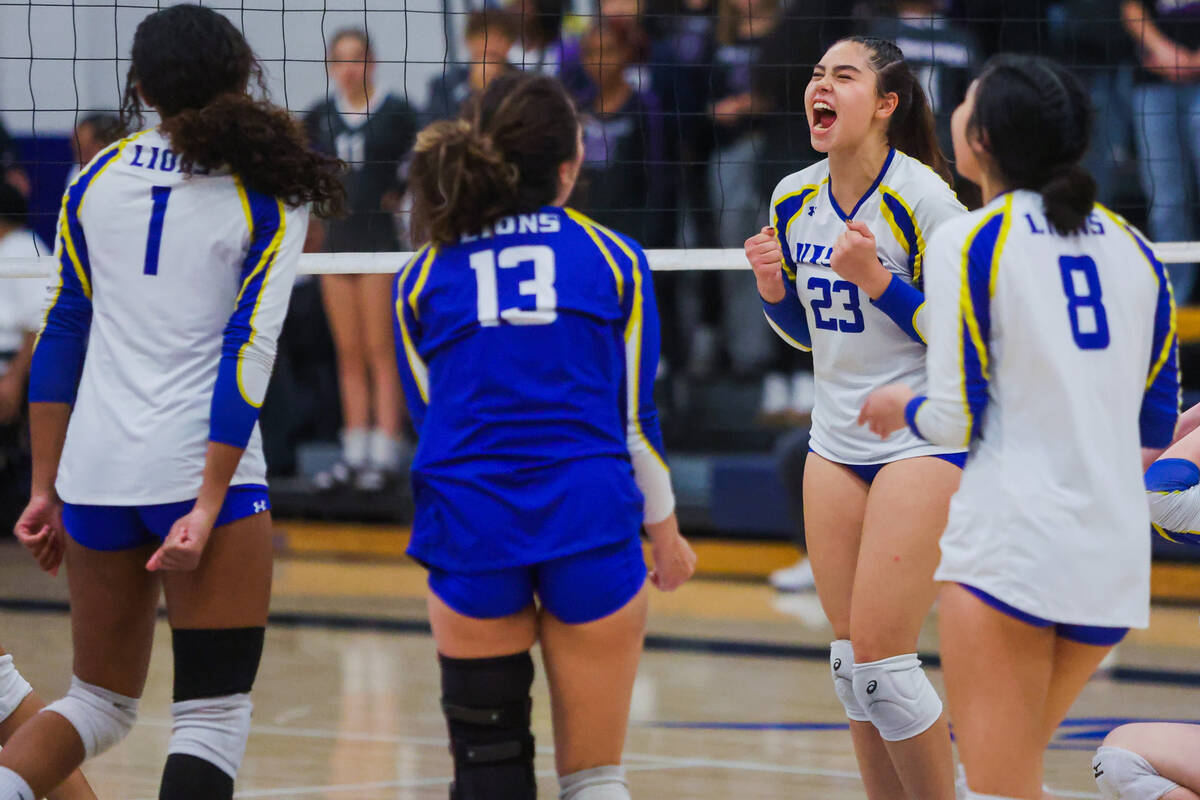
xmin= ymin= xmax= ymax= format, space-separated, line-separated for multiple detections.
xmin=121 ymin=4 xmax=346 ymax=217
xmin=409 ymin=73 xmax=579 ymax=245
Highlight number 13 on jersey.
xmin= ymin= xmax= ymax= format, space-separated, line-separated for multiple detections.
xmin=471 ymin=245 xmax=558 ymax=326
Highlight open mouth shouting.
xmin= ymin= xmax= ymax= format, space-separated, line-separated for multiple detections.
xmin=812 ymin=99 xmax=837 ymax=133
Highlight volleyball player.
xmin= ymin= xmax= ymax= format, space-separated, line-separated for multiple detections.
xmin=744 ymin=37 xmax=965 ymax=800
xmin=398 ymin=72 xmax=696 ymax=800
xmin=860 ymin=55 xmax=1180 ymax=800
xmin=0 ymin=6 xmax=344 ymax=800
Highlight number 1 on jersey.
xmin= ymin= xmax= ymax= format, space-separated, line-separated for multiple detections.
xmin=143 ymin=186 xmax=171 ymax=276
xmin=470 ymin=245 xmax=558 ymax=326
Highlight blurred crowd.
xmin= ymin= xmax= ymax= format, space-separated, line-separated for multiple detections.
xmin=1 ymin=0 xmax=1199 ymax=494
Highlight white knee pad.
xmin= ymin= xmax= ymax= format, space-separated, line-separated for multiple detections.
xmin=0 ymin=654 xmax=33 ymax=724
xmin=168 ymin=693 xmax=254 ymax=779
xmin=830 ymin=640 xmax=869 ymax=722
xmin=43 ymin=676 xmax=138 ymax=759
xmin=851 ymin=653 xmax=942 ymax=742
xmin=1093 ymin=746 xmax=1180 ymax=800
xmin=559 ymin=765 xmax=629 ymax=800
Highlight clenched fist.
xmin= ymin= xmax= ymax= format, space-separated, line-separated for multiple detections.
xmin=745 ymin=226 xmax=787 ymax=303
xmin=830 ymin=220 xmax=892 ymax=299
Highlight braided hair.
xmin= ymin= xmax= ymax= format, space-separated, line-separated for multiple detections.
xmin=840 ymin=36 xmax=952 ymax=185
xmin=969 ymin=54 xmax=1095 ymax=234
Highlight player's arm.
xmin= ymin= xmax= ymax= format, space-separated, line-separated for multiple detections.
xmin=393 ymin=246 xmax=433 ymax=432
xmin=148 ymin=198 xmax=307 ymax=571
xmin=19 ymin=196 xmax=95 ymax=574
xmin=750 ymin=220 xmax=811 ymax=352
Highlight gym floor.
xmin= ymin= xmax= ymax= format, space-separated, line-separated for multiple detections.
xmin=2 ymin=522 xmax=1198 ymax=799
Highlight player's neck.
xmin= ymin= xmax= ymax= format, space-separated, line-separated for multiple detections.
xmin=977 ymin=167 xmax=1009 ymax=206
xmin=827 ymin=139 xmax=891 ymax=214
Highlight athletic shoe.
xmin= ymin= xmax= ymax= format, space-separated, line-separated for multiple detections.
xmin=768 ymin=557 xmax=816 ymax=592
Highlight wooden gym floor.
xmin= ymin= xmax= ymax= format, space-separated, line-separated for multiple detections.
xmin=2 ymin=522 xmax=1200 ymax=799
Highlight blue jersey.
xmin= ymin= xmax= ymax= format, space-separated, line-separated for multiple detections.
xmin=393 ymin=207 xmax=674 ymax=571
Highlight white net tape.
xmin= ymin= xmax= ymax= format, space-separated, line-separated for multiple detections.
xmin=4 ymin=243 xmax=1200 ymax=278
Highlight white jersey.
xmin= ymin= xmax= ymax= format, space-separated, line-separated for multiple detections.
xmin=0 ymin=228 xmax=50 ymax=358
xmin=32 ymin=128 xmax=308 ymax=505
xmin=766 ymin=148 xmax=966 ymax=464
xmin=911 ymin=191 xmax=1179 ymax=628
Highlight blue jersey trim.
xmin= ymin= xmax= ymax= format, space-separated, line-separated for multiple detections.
xmin=1145 ymin=458 xmax=1200 ymax=493
xmin=905 ymin=395 xmax=927 ymax=440
xmin=959 ymin=209 xmax=1007 ymax=444
xmin=870 ymin=273 xmax=925 ymax=344
xmin=829 ymin=148 xmax=895 ymax=221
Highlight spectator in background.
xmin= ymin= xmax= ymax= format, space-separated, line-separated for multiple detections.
xmin=305 ymin=28 xmax=419 ymax=491
xmin=66 ymin=113 xmax=126 ymax=184
xmin=866 ymin=1 xmax=980 ymax=170
xmin=948 ymin=0 xmax=1052 ymax=57
xmin=0 ymin=120 xmax=29 ymax=197
xmin=426 ymin=9 xmax=518 ymax=121
xmin=507 ymin=0 xmax=568 ymax=73
xmin=576 ymin=18 xmax=671 ymax=246
xmin=0 ymin=181 xmax=49 ymax=534
xmin=1123 ymin=0 xmax=1200 ymax=304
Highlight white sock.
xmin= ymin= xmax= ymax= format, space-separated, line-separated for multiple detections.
xmin=0 ymin=767 xmax=34 ymax=800
xmin=341 ymin=428 xmax=369 ymax=469
xmin=559 ymin=765 xmax=629 ymax=799
xmin=367 ymin=428 xmax=401 ymax=471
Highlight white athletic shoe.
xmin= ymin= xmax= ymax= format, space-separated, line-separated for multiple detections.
xmin=790 ymin=370 xmax=816 ymax=415
xmin=768 ymin=557 xmax=816 ymax=592
xmin=760 ymin=372 xmax=790 ymax=420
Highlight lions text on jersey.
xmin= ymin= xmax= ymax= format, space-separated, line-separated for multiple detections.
xmin=908 ymin=191 xmax=1179 ymax=628
xmin=29 ymin=128 xmax=309 ymax=504
xmin=763 ymin=148 xmax=966 ymax=464
xmin=393 ymin=208 xmax=674 ymax=571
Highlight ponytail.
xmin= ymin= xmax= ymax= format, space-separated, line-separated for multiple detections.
xmin=121 ymin=4 xmax=346 ymax=217
xmin=409 ymin=73 xmax=579 ymax=246
xmin=970 ymin=55 xmax=1095 ymax=234
xmin=159 ymin=95 xmax=346 ymax=218
xmin=842 ymin=36 xmax=952 ymax=186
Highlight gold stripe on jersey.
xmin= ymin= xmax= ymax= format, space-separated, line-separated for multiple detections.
xmin=879 ymin=185 xmax=925 ymax=282
xmin=232 ymin=177 xmax=287 ymax=408
xmin=396 ymin=245 xmax=434 ymax=403
xmin=565 ymin=208 xmax=625 ymax=303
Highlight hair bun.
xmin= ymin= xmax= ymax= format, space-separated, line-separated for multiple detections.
xmin=1041 ymin=163 xmax=1096 ymax=234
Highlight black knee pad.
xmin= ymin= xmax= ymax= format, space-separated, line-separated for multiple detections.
xmin=170 ymin=627 xmax=265 ymax=702
xmin=439 ymin=651 xmax=536 ymax=800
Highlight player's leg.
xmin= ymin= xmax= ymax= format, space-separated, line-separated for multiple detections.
xmin=1094 ymin=723 xmax=1200 ymax=800
xmin=0 ymin=647 xmax=98 ymax=800
xmin=802 ymin=453 xmax=906 ymax=799
xmin=536 ymin=537 xmax=650 ymax=798
xmin=848 ymin=456 xmax=958 ymax=800
xmin=159 ymin=506 xmax=273 ymax=800
xmin=1038 ymin=633 xmax=1120 ymax=749
xmin=0 ymin=531 xmax=159 ymax=800
xmin=319 ymin=273 xmax=371 ymax=483
xmin=939 ymin=582 xmax=1057 ymax=799
xmin=427 ymin=573 xmax=540 ymax=799
xmin=358 ymin=272 xmax=406 ymax=485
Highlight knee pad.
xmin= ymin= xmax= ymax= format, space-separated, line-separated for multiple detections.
xmin=829 ymin=640 xmax=868 ymax=722
xmin=1093 ymin=746 xmax=1180 ymax=800
xmin=440 ymin=651 xmax=536 ymax=800
xmin=559 ymin=765 xmax=629 ymax=800
xmin=851 ymin=653 xmax=942 ymax=742
xmin=0 ymin=654 xmax=33 ymax=724
xmin=163 ymin=628 xmax=264 ymax=788
xmin=44 ymin=676 xmax=139 ymax=759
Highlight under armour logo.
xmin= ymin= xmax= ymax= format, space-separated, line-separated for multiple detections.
xmin=807 ymin=205 xmax=816 ymax=216
xmin=253 ymin=500 xmax=267 ymax=513
xmin=832 ymin=659 xmax=842 ymax=670
xmin=866 ymin=680 xmax=878 ymax=695
xmin=1093 ymin=763 xmax=1104 ymax=779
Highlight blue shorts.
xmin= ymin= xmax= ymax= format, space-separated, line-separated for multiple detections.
xmin=62 ymin=484 xmax=271 ymax=552
xmin=960 ymin=584 xmax=1128 ymax=646
xmin=427 ymin=537 xmax=647 ymax=625
xmin=813 ymin=449 xmax=968 ymax=485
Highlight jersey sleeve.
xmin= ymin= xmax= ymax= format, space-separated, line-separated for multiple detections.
xmin=906 ymin=212 xmax=1003 ymax=448
xmin=610 ymin=230 xmax=676 ymax=525
xmin=762 ymin=194 xmax=812 ymax=351
xmin=28 ymin=177 xmax=98 ymax=403
xmin=209 ymin=192 xmax=307 ymax=448
xmin=1146 ymin=458 xmax=1200 ymax=542
xmin=1135 ymin=233 xmax=1180 ymax=448
xmin=393 ymin=246 xmax=434 ymax=433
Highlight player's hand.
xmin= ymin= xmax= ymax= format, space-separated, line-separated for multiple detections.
xmin=645 ymin=514 xmax=697 ymax=592
xmin=858 ymin=383 xmax=916 ymax=439
xmin=831 ymin=220 xmax=892 ymax=299
xmin=14 ymin=492 xmax=65 ymax=577
xmin=146 ymin=506 xmax=216 ymax=572
xmin=745 ymin=226 xmax=787 ymax=303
